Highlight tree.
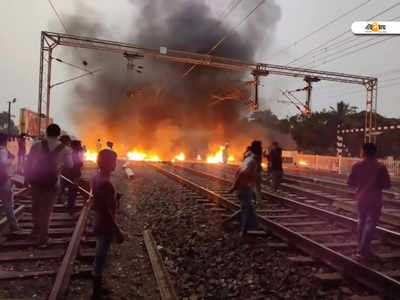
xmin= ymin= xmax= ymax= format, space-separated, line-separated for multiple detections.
xmin=329 ymin=100 xmax=357 ymax=124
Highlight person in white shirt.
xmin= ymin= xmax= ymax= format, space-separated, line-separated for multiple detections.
xmin=225 ymin=140 xmax=261 ymax=237
xmin=0 ymin=133 xmax=19 ymax=232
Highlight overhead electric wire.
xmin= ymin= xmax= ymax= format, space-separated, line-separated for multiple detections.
xmin=287 ymin=2 xmax=400 ymax=66
xmin=47 ymin=0 xmax=69 ymax=33
xmin=270 ymin=0 xmax=373 ymax=60
xmin=308 ymin=36 xmax=395 ymax=68
xmin=315 ymin=74 xmax=400 ymax=99
xmin=52 ymin=56 xmax=95 ymax=74
xmin=218 ymin=0 xmax=243 ymax=24
xmin=291 ymin=15 xmax=400 ymax=67
xmin=183 ymin=0 xmax=265 ymax=77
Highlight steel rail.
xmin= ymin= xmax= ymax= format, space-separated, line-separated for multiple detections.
xmin=48 ymin=180 xmax=92 ymax=300
xmin=200 ymin=163 xmax=400 ymax=227
xmin=151 ymin=163 xmax=400 ymax=297
xmin=172 ymin=162 xmax=400 ymax=243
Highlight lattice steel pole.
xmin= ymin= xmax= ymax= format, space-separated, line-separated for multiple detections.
xmin=364 ymin=79 xmax=377 ymax=143
xmin=37 ymin=32 xmax=45 ymax=136
xmin=46 ymin=47 xmax=53 ymax=127
xmin=254 ymin=73 xmax=259 ymax=110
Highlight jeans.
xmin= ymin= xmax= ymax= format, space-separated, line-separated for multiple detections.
xmin=17 ymin=153 xmax=25 ymax=174
xmin=0 ymin=180 xmax=18 ymax=231
xmin=234 ymin=188 xmax=258 ymax=233
xmin=31 ymin=185 xmax=57 ymax=242
xmin=66 ymin=176 xmax=80 ymax=209
xmin=271 ymin=170 xmax=283 ymax=191
xmin=93 ymin=234 xmax=114 ymax=277
xmin=358 ymin=201 xmax=382 ymax=253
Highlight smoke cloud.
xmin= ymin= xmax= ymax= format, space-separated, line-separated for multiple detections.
xmin=64 ymin=0 xmax=291 ymax=158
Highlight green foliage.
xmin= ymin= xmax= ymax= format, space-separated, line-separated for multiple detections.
xmin=249 ymin=101 xmax=400 ymax=158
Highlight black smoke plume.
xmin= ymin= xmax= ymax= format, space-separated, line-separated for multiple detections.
xmin=64 ymin=0 xmax=290 ymax=158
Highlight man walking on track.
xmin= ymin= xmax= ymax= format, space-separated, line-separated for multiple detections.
xmin=92 ymin=147 xmax=124 ymax=297
xmin=0 ymin=133 xmax=19 ymax=233
xmin=226 ymin=140 xmax=261 ymax=237
xmin=347 ymin=143 xmax=391 ymax=260
xmin=25 ymin=124 xmax=73 ymax=247
xmin=265 ymin=141 xmax=283 ymax=192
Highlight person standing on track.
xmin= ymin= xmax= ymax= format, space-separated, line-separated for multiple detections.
xmin=92 ymin=147 xmax=124 ymax=297
xmin=265 ymin=141 xmax=283 ymax=192
xmin=0 ymin=133 xmax=20 ymax=233
xmin=222 ymin=142 xmax=229 ymax=164
xmin=347 ymin=143 xmax=391 ymax=259
xmin=17 ymin=133 xmax=26 ymax=174
xmin=226 ymin=140 xmax=260 ymax=237
xmin=106 ymin=141 xmax=114 ymax=150
xmin=66 ymin=140 xmax=84 ymax=213
xmin=58 ymin=135 xmax=72 ymax=203
xmin=25 ymin=124 xmax=73 ymax=248
xmin=96 ymin=138 xmax=102 ymax=153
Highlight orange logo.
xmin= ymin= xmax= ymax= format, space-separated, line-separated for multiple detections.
xmin=365 ymin=22 xmax=386 ymax=32
xmin=371 ymin=22 xmax=380 ymax=32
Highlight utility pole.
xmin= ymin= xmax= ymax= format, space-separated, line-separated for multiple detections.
xmin=7 ymin=98 xmax=16 ymax=138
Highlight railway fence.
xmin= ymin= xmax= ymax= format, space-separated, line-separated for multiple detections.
xmin=285 ymin=152 xmax=400 ymax=178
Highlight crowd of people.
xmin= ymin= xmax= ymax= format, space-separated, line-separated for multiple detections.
xmin=225 ymin=139 xmax=391 ymax=261
xmin=0 ymin=126 xmax=393 ymax=296
xmin=0 ymin=124 xmax=124 ymax=296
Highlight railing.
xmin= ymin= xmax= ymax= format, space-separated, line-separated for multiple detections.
xmin=284 ymin=152 xmax=400 ymax=178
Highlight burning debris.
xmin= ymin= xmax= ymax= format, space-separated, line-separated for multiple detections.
xmin=127 ymin=150 xmax=160 ymax=162
xmin=206 ymin=145 xmax=234 ymax=164
xmin=84 ymin=149 xmax=98 ymax=162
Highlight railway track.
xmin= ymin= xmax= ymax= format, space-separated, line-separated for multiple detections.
xmin=0 ymin=176 xmax=96 ymax=300
xmin=185 ymin=162 xmax=400 ymax=229
xmin=151 ymin=161 xmax=400 ymax=299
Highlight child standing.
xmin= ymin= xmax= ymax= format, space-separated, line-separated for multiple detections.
xmin=92 ymin=148 xmax=124 ymax=297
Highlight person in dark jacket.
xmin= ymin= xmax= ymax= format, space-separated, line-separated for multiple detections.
xmin=265 ymin=141 xmax=283 ymax=191
xmin=58 ymin=135 xmax=72 ymax=203
xmin=347 ymin=143 xmax=391 ymax=259
xmin=92 ymin=148 xmax=124 ymax=297
xmin=66 ymin=140 xmax=84 ymax=212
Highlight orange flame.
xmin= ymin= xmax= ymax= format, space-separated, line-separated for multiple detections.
xmin=84 ymin=150 xmax=98 ymax=162
xmin=172 ymin=152 xmax=185 ymax=162
xmin=127 ymin=149 xmax=160 ymax=161
xmin=206 ymin=146 xmax=234 ymax=164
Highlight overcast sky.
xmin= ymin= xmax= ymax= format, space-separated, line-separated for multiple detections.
xmin=1 ymin=0 xmax=399 ymax=135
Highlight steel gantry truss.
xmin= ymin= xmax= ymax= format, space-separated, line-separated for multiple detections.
xmin=38 ymin=31 xmax=378 ymax=142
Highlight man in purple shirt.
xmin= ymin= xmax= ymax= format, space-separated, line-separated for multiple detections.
xmin=347 ymin=143 xmax=391 ymax=259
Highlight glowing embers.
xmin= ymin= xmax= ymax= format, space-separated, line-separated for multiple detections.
xmin=84 ymin=150 xmax=98 ymax=162
xmin=206 ymin=146 xmax=234 ymax=164
xmin=127 ymin=150 xmax=160 ymax=161
xmin=299 ymin=160 xmax=307 ymax=166
xmin=171 ymin=152 xmax=185 ymax=162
